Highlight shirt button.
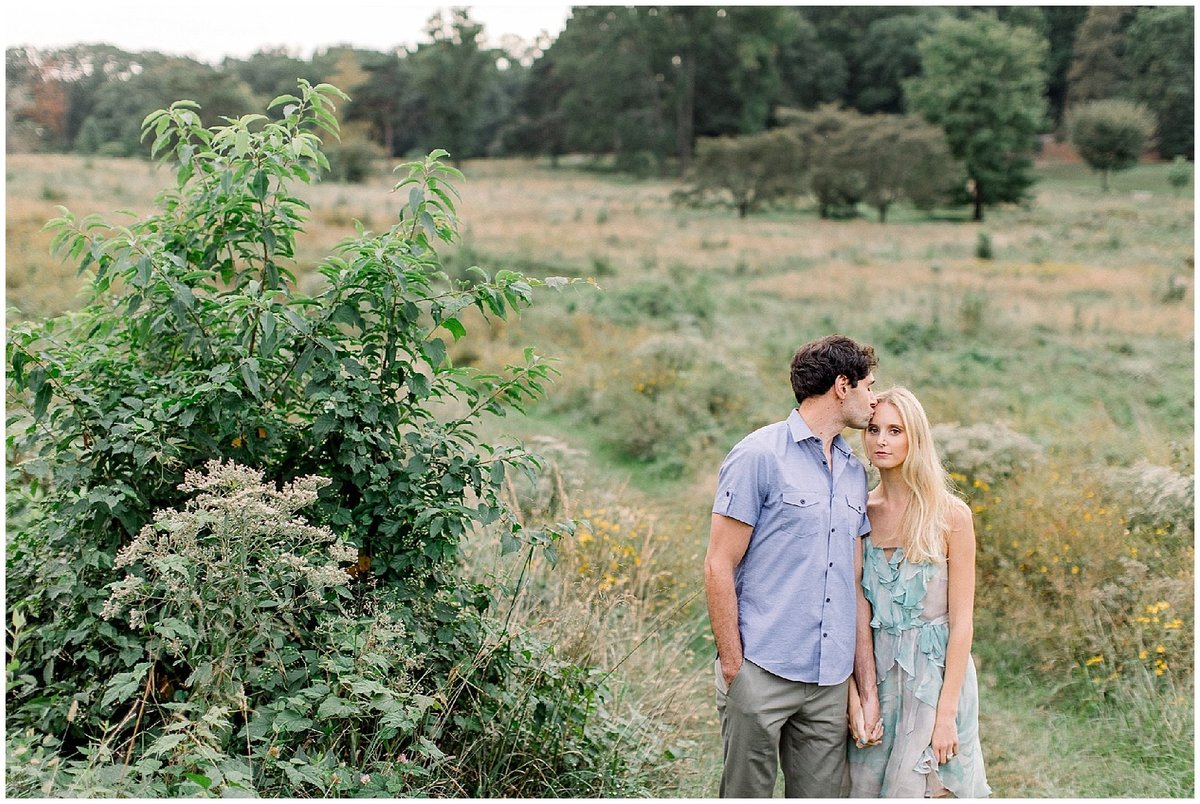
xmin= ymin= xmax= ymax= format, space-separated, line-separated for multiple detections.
xmin=831 ymin=528 xmax=836 ymax=532
xmin=828 ymin=562 xmax=834 ymax=567
xmin=823 ymin=633 xmax=828 ymax=638
xmin=825 ymin=598 xmax=831 ymax=603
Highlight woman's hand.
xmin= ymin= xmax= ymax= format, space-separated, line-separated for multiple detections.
xmin=847 ymin=676 xmax=882 ymax=747
xmin=931 ymin=716 xmax=959 ymax=764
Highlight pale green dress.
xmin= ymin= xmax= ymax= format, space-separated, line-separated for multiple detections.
xmin=847 ymin=536 xmax=991 ymax=798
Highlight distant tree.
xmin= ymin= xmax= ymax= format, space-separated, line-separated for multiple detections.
xmin=408 ymin=8 xmax=499 ymax=163
xmin=780 ymin=105 xmax=960 ymax=222
xmin=672 ymin=128 xmax=804 ymax=218
xmin=346 ymin=51 xmax=423 ymax=157
xmin=223 ymin=47 xmax=333 ymax=111
xmin=856 ymin=115 xmax=962 ymax=222
xmin=1034 ymin=6 xmax=1089 ymax=128
xmin=78 ymin=58 xmax=258 ymax=157
xmin=852 ymin=10 xmax=945 ymax=113
xmin=782 ymin=105 xmax=867 ymax=219
xmin=1069 ymin=100 xmax=1155 ymax=190
xmin=776 ymin=10 xmax=848 ymax=110
xmin=1125 ymin=6 xmax=1194 ymax=159
xmin=905 ymin=13 xmax=1049 ymax=221
xmin=1066 ymin=7 xmax=1134 ymax=111
xmin=542 ymin=8 xmax=670 ymax=170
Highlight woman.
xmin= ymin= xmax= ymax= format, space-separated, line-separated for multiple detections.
xmin=847 ymin=387 xmax=990 ymax=797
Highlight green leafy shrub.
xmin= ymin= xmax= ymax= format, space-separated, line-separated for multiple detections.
xmin=594 ymin=273 xmax=716 ymax=334
xmin=584 ymin=334 xmax=759 ymax=476
xmin=1167 ymin=156 xmax=1191 ymax=195
xmin=5 ymin=81 xmax=664 ymax=796
xmin=975 ymin=231 xmax=994 ymax=260
xmin=1068 ymin=99 xmax=1157 ymax=191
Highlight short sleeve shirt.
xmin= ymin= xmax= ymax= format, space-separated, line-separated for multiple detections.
xmin=712 ymin=409 xmax=871 ymax=684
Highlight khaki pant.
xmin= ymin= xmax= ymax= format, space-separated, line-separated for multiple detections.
xmin=716 ymin=658 xmax=849 ymax=798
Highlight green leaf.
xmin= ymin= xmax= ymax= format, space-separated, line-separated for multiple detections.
xmin=500 ymin=527 xmax=521 ymax=557
xmin=252 ymin=170 xmax=269 ymax=200
xmin=32 ymin=383 xmax=52 ymax=421
xmin=316 ymin=695 xmax=358 ymax=719
xmin=239 ymin=359 xmax=262 ymax=400
xmin=183 ymin=773 xmax=212 ymax=789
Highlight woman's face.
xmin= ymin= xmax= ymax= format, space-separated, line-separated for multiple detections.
xmin=865 ymin=401 xmax=908 ymax=471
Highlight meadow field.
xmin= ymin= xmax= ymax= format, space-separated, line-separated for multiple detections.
xmin=6 ymin=152 xmax=1194 ymax=796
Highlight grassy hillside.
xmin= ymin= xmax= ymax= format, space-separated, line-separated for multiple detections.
xmin=6 ymin=153 xmax=1194 ymax=796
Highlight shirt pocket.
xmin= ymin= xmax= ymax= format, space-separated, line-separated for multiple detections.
xmin=780 ymin=489 xmax=823 ymax=538
xmin=844 ymin=495 xmax=867 ymax=538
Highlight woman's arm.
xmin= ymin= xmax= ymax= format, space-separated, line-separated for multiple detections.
xmin=853 ymin=534 xmax=883 ymax=744
xmin=932 ymin=498 xmax=977 ymax=764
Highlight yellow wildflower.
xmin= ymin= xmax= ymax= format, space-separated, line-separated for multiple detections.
xmin=1085 ymin=655 xmax=1104 ymax=666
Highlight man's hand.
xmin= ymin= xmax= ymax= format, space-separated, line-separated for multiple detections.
xmin=720 ymin=653 xmax=744 ymax=689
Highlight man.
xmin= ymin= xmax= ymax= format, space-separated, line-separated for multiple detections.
xmin=704 ymin=334 xmax=882 ymax=797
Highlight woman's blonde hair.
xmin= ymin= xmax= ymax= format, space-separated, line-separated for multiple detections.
xmin=865 ymin=387 xmax=957 ymax=565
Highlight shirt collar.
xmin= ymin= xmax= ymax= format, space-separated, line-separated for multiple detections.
xmin=787 ymin=408 xmax=855 ymax=458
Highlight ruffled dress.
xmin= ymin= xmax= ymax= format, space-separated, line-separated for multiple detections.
xmin=847 ymin=536 xmax=990 ymax=798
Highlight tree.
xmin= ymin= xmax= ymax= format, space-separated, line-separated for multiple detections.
xmin=672 ymin=128 xmax=804 ymax=218
xmin=780 ymin=106 xmax=960 ymax=222
xmin=852 ymin=9 xmax=945 ymax=114
xmin=1065 ymin=7 xmax=1134 ymax=111
xmin=1036 ymin=6 xmax=1089 ymax=128
xmin=408 ymin=8 xmax=501 ymax=162
xmin=223 ymin=47 xmax=334 ymax=110
xmin=905 ymin=13 xmax=1049 ymax=221
xmin=782 ymin=105 xmax=868 ymax=219
xmin=856 ymin=115 xmax=961 ymax=222
xmin=1069 ymin=100 xmax=1155 ymax=190
xmin=346 ymin=50 xmax=424 ymax=157
xmin=1125 ymin=6 xmax=1194 ymax=159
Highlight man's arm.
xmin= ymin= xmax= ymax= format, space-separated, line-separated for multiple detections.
xmin=853 ymin=534 xmax=882 ymax=743
xmin=704 ymin=513 xmax=753 ymax=687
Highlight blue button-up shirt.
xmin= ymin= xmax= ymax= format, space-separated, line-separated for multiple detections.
xmin=712 ymin=409 xmax=871 ymax=684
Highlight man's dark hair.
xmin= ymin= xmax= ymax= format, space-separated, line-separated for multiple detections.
xmin=790 ymin=335 xmax=877 ymax=404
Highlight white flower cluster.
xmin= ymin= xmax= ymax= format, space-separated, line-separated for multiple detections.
xmin=932 ymin=421 xmax=1045 ymax=487
xmin=102 ymin=460 xmax=357 ymax=624
xmin=1104 ymin=461 xmax=1195 ymax=531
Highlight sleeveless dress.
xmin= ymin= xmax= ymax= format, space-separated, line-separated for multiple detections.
xmin=847 ymin=536 xmax=991 ymax=798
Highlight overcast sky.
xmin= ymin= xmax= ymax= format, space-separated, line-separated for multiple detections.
xmin=6 ymin=1 xmax=574 ymax=62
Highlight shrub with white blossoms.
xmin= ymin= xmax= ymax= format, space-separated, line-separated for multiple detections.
xmin=101 ymin=460 xmax=357 ymax=694
xmin=932 ymin=421 xmax=1045 ymax=488
xmin=1103 ymin=461 xmax=1195 ymax=535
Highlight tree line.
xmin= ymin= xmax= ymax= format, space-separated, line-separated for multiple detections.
xmin=7 ymin=6 xmax=1192 ymax=195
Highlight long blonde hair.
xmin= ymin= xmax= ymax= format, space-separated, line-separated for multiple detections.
xmin=866 ymin=387 xmax=957 ymax=565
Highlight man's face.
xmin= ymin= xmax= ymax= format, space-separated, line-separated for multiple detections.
xmin=842 ymin=371 xmax=877 ymax=429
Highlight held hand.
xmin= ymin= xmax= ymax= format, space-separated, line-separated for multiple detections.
xmin=931 ymin=718 xmax=959 ymax=765
xmin=720 ymin=655 xmax=744 ymax=689
xmin=847 ymin=692 xmax=867 ymax=747
xmin=860 ymin=689 xmax=883 ymax=746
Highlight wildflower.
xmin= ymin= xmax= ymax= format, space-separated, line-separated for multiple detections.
xmin=1156 ymin=645 xmax=1166 ymax=654
xmin=1071 ymin=565 xmax=1080 ymax=574
xmin=1085 ymin=655 xmax=1104 ymax=666
xmin=1138 ymin=649 xmax=1148 ymax=660
xmin=1165 ymin=619 xmax=1183 ymax=630
xmin=360 ymin=775 xmax=371 ymax=786
xmin=268 ymin=745 xmax=281 ymax=758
